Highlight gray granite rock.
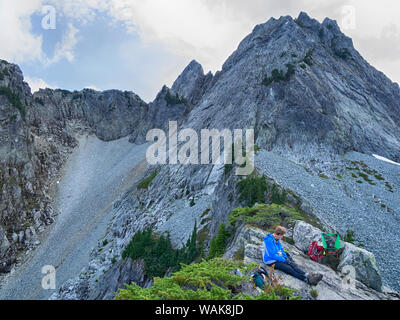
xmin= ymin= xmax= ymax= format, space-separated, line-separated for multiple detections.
xmin=338 ymin=242 xmax=382 ymax=292
xmin=293 ymin=220 xmax=323 ymax=252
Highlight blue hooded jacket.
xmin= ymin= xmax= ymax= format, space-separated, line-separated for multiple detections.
xmin=263 ymin=233 xmax=288 ymax=264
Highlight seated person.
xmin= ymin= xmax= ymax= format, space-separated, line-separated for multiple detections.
xmin=263 ymin=226 xmax=323 ymax=286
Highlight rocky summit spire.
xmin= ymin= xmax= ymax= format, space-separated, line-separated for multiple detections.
xmin=171 ymin=59 xmax=207 ymax=105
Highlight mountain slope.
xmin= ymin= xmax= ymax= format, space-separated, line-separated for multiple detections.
xmin=1 ymin=12 xmax=400 ymax=298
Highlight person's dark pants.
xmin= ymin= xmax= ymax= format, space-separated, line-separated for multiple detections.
xmin=264 ymin=254 xmax=307 ymax=282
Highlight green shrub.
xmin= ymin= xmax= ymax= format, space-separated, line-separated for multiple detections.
xmin=137 ymin=170 xmax=158 ymax=189
xmin=285 ymin=63 xmax=295 ymax=78
xmin=118 ymin=258 xmax=297 ymax=300
xmin=302 ymin=49 xmax=314 ymax=66
xmin=237 ymin=175 xmax=268 ymax=207
xmin=115 ymin=258 xmax=296 ymax=300
xmin=357 ymin=172 xmax=375 ymax=184
xmin=270 ymin=184 xmax=286 ymax=205
xmin=228 ymin=203 xmax=302 ymax=230
xmin=385 ymin=181 xmax=393 ymax=192
xmin=262 ymin=64 xmax=296 ymax=86
xmin=165 ymin=90 xmax=187 ymax=106
xmin=310 ymin=289 xmax=318 ymax=299
xmin=200 ymin=208 xmax=210 ymax=218
xmin=343 ymin=230 xmax=356 ymax=244
xmin=224 ymin=163 xmax=233 ymax=176
xmin=115 ymin=258 xmax=243 ymax=300
xmin=208 ymin=223 xmax=231 ymax=260
xmin=122 ymin=223 xmax=199 ymax=280
xmin=294 ymin=19 xmax=306 ymax=28
xmin=333 ymin=47 xmax=351 ymax=60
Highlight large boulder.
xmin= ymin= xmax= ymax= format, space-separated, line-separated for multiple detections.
xmin=338 ymin=242 xmax=382 ymax=292
xmin=293 ymin=220 xmax=323 ymax=252
xmin=226 ymin=224 xmax=394 ymax=300
xmin=224 ymin=225 xmax=265 ymax=264
xmin=292 ymin=220 xmax=384 ymax=292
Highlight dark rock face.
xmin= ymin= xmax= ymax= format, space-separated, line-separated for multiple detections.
xmin=0 ymin=60 xmax=47 ymax=266
xmin=88 ymin=258 xmax=151 ymax=300
xmin=30 ymin=88 xmax=149 ymax=142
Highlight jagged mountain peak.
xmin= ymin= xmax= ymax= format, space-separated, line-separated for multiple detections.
xmin=183 ymin=12 xmax=400 ymax=163
xmin=223 ymin=12 xmax=357 ymax=74
xmin=171 ymin=59 xmax=207 ymax=105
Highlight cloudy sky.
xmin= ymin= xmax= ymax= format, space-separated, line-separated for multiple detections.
xmin=1 ymin=0 xmax=399 ymax=102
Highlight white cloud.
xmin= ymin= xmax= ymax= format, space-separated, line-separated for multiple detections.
xmin=105 ymin=0 xmax=254 ymax=73
xmin=101 ymin=0 xmax=400 ymax=83
xmin=0 ymin=0 xmax=83 ymax=66
xmin=0 ymin=0 xmax=43 ymax=63
xmin=45 ymin=23 xmax=80 ymax=65
xmin=24 ymin=76 xmax=56 ymax=93
xmin=48 ymin=0 xmax=109 ymax=24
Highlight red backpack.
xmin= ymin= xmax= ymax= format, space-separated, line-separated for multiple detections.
xmin=307 ymin=240 xmax=324 ymax=262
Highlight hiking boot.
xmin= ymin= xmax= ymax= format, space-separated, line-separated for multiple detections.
xmin=307 ymin=273 xmax=323 ymax=286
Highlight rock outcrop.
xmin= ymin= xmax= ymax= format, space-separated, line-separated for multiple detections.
xmin=0 ymin=59 xmax=59 ymax=271
xmin=292 ymin=221 xmax=382 ymax=291
xmin=338 ymin=242 xmax=382 ymax=292
xmin=225 ymin=224 xmax=397 ymax=300
xmin=51 ymin=257 xmax=152 ymax=300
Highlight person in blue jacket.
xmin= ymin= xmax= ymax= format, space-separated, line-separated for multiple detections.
xmin=263 ymin=226 xmax=323 ymax=285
